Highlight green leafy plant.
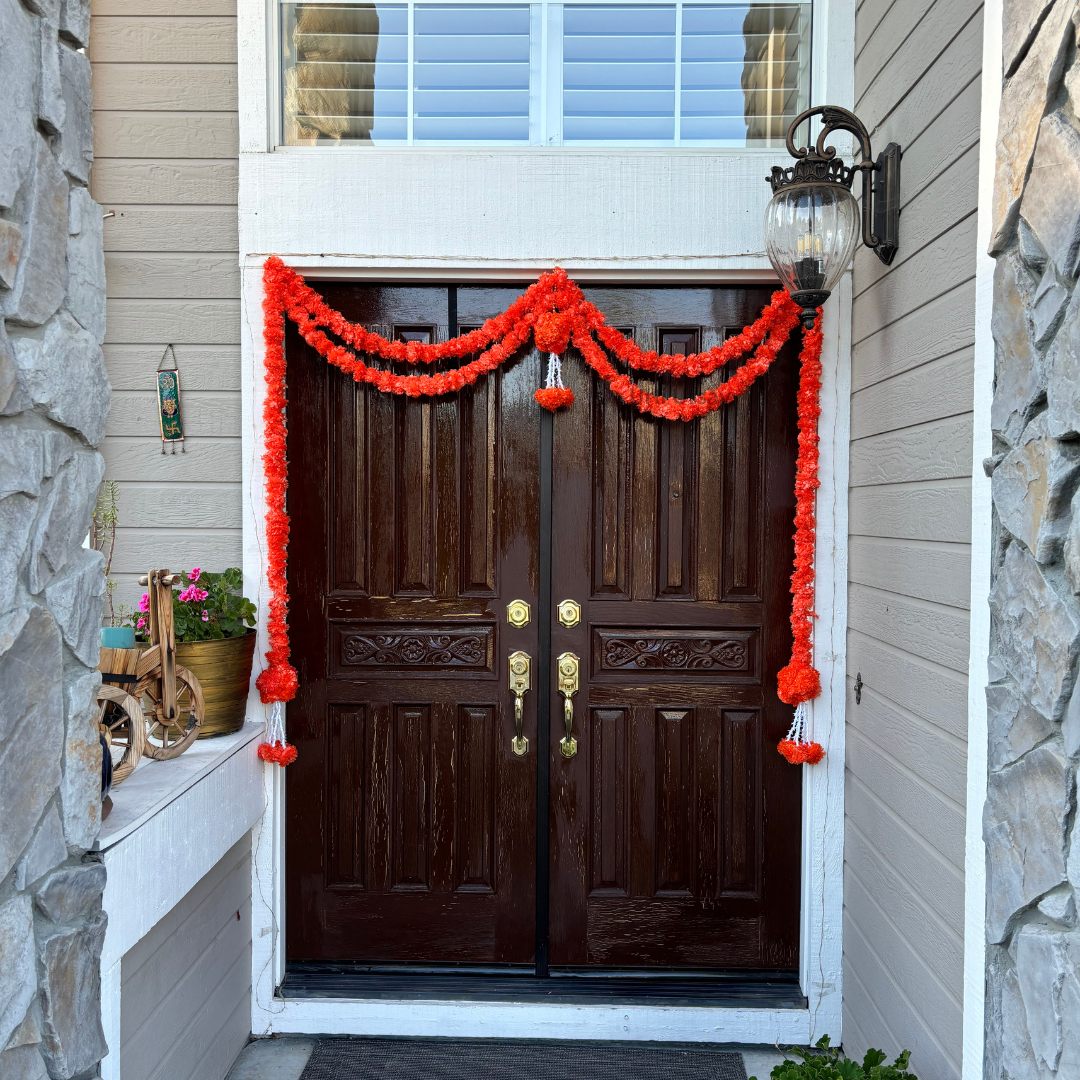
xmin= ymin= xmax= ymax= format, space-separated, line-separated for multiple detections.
xmin=750 ymin=1037 xmax=918 ymax=1080
xmin=133 ymin=567 xmax=256 ymax=643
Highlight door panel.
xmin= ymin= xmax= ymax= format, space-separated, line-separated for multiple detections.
xmin=286 ymin=285 xmax=541 ymax=966
xmin=548 ymin=285 xmax=801 ymax=970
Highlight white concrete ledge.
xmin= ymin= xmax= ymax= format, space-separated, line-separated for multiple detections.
xmin=98 ymin=723 xmax=262 ymax=851
xmin=99 ymin=724 xmax=265 ymax=1080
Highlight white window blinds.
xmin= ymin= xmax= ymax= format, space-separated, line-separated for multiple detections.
xmin=281 ymin=1 xmax=810 ymax=146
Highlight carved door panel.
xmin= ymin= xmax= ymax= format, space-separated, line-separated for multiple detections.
xmin=548 ymin=286 xmax=802 ymax=970
xmin=285 ymin=285 xmax=542 ymax=965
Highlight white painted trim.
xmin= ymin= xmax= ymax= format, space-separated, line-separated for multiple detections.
xmin=243 ymin=252 xmax=848 ymax=1043
xmin=265 ymin=999 xmax=830 ymax=1044
xmin=240 ymin=0 xmax=853 ymax=1045
xmin=797 ymin=0 xmax=850 ymax=1042
xmin=100 ymin=961 xmax=121 ymax=1080
xmin=238 ymin=148 xmax=784 ymax=275
xmin=97 ymin=724 xmax=261 ymax=851
xmin=963 ymin=4 xmax=999 ymax=1079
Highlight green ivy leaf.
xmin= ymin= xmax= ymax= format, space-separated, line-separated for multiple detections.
xmin=760 ymin=1043 xmax=918 ymax=1080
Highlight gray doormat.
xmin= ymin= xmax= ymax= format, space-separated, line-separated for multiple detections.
xmin=299 ymin=1037 xmax=748 ymax=1080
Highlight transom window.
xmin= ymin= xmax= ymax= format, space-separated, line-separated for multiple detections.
xmin=279 ymin=1 xmax=810 ymax=146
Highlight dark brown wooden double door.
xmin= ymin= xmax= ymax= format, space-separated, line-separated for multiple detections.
xmin=285 ymin=283 xmax=801 ymax=976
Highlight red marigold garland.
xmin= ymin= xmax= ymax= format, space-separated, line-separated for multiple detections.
xmin=255 ymin=267 xmax=299 ymax=767
xmin=776 ymin=311 xmax=825 ymax=765
xmin=259 ymin=257 xmax=826 ymax=767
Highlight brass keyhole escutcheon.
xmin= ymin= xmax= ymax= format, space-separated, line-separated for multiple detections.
xmin=508 ymin=650 xmax=531 ymax=757
xmin=556 ymin=651 xmax=579 ymax=759
xmin=507 ymin=599 xmax=531 ymax=629
xmin=557 ymin=599 xmax=581 ymax=628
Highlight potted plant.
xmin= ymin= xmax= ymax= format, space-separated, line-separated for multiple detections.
xmin=136 ymin=567 xmax=257 ymax=738
xmin=749 ymin=1037 xmax=918 ymax=1080
xmin=91 ymin=481 xmax=135 ymax=648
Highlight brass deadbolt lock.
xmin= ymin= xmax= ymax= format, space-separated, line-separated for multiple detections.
xmin=557 ymin=599 xmax=581 ymax=628
xmin=507 ymin=599 xmax=531 ymax=628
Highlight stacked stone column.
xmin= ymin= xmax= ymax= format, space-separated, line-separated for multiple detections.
xmin=0 ymin=1 xmax=110 ymax=1078
xmin=985 ymin=2 xmax=1080 ymax=1077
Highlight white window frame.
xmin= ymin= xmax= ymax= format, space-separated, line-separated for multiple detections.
xmin=237 ymin=0 xmax=853 ymax=1047
xmin=271 ymin=0 xmax=812 ymax=150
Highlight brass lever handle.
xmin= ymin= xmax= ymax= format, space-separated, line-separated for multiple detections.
xmin=556 ymin=652 xmax=579 ymax=759
xmin=508 ymin=650 xmax=530 ymax=757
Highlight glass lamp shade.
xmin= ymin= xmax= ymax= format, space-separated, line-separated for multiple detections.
xmin=764 ymin=182 xmax=861 ymax=325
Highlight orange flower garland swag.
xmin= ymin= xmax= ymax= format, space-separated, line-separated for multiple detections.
xmin=255 ymin=265 xmax=299 ymax=767
xmin=776 ymin=312 xmax=825 ymax=766
xmin=258 ymin=257 xmax=825 ymax=766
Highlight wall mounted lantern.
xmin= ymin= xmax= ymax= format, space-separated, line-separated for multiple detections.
xmin=764 ymin=105 xmax=902 ymax=327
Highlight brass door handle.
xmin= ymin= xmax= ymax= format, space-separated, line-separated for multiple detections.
xmin=508 ymin=650 xmax=530 ymax=757
xmin=557 ymin=652 xmax=579 ymax=759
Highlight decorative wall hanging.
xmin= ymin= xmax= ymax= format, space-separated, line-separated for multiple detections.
xmin=256 ymin=256 xmax=825 ymax=767
xmin=156 ymin=344 xmax=186 ymax=453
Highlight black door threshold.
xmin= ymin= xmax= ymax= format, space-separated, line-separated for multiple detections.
xmin=281 ymin=964 xmax=806 ymax=1010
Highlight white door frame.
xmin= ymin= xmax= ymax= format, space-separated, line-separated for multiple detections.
xmin=962 ymin=1 xmax=1001 ymax=1076
xmin=237 ymin=0 xmax=852 ymax=1045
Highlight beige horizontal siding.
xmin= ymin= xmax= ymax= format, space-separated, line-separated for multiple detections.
xmin=847 ymin=631 xmax=969 ymax=738
xmin=121 ymin=837 xmax=251 ymax=1080
xmin=105 ymin=254 xmax=241 ymax=298
xmin=93 ymin=161 xmax=238 ymax=205
xmin=105 ymin=345 xmax=242 ymax=390
xmin=852 ymin=282 xmax=976 ymax=387
xmin=91 ymin=2 xmax=242 ymax=604
xmin=851 ymin=348 xmax=973 ymax=439
xmin=849 ymin=480 xmax=973 ymax=543
xmin=850 ymin=415 xmax=973 ymax=486
xmin=93 ymin=65 xmax=238 ymax=112
xmin=90 ymin=17 xmax=237 ymax=64
xmin=849 ymin=537 xmax=971 ymax=609
xmin=845 ymin=2 xmax=980 ymax=1074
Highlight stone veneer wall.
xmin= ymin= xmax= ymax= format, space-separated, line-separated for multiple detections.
xmin=984 ymin=1 xmax=1080 ymax=1077
xmin=0 ymin=1 xmax=111 ymax=1079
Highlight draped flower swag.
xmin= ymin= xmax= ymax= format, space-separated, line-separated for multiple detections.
xmin=257 ymin=256 xmax=825 ymax=767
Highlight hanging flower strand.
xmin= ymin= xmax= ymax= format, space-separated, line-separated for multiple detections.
xmin=259 ymin=258 xmax=826 ymax=768
xmin=255 ymin=265 xmax=299 ymax=767
xmin=777 ymin=310 xmax=825 ymax=766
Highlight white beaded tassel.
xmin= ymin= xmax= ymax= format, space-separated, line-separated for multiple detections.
xmin=265 ymin=700 xmax=286 ymax=747
xmin=784 ymin=700 xmax=810 ymax=746
xmin=543 ymin=352 xmax=565 ymax=390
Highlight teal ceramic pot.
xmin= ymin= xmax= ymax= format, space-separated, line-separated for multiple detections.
xmin=100 ymin=626 xmax=136 ymax=649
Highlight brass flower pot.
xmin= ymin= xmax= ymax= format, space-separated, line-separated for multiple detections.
xmin=174 ymin=632 xmax=256 ymax=738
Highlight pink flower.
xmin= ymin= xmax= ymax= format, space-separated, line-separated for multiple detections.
xmin=138 ymin=592 xmax=149 ymax=613
xmin=178 ymin=585 xmax=208 ymax=604
xmin=136 ymin=616 xmax=146 ymax=630
xmin=201 ymin=610 xmax=210 ymax=622
xmin=188 ymin=567 xmax=202 ymax=582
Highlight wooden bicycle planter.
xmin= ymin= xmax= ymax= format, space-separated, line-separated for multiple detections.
xmin=96 ymin=569 xmax=206 ymax=785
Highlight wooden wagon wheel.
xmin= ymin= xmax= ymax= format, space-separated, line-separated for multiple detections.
xmin=96 ymin=684 xmax=147 ymax=784
xmin=137 ymin=664 xmax=204 ymax=760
